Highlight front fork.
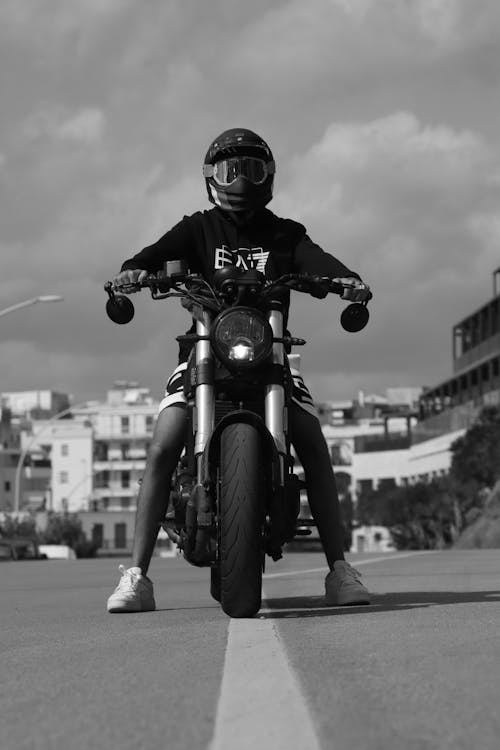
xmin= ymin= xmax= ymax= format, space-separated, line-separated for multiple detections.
xmin=265 ymin=308 xmax=288 ymax=483
xmin=182 ymin=312 xmax=215 ymax=563
xmin=185 ymin=308 xmax=289 ymax=564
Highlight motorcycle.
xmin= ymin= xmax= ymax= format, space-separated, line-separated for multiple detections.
xmin=105 ymin=262 xmax=370 ymax=617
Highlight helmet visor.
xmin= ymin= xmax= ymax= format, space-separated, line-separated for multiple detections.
xmin=204 ymin=157 xmax=274 ymax=186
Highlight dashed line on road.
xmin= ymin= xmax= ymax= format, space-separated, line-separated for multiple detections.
xmin=210 ymin=552 xmax=436 ymax=749
xmin=209 ymin=616 xmax=322 ymax=750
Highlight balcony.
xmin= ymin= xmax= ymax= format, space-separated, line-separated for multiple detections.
xmin=411 ymin=402 xmax=479 ymax=444
xmin=93 ymin=459 xmax=146 ymax=472
xmin=93 ymin=432 xmax=153 ymax=441
xmin=354 ymin=433 xmax=411 ymax=453
xmin=93 ymin=486 xmax=138 ymax=498
xmin=453 ymin=333 xmax=500 ymax=375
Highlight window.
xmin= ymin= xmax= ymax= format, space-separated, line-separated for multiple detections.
xmin=121 ymin=416 xmax=130 ymax=434
xmin=378 ymin=477 xmax=396 ymax=492
xmin=146 ymin=416 xmax=154 ymax=432
xmin=92 ymin=524 xmax=104 ymax=547
xmin=114 ymin=523 xmax=127 ymax=549
xmin=357 ymin=479 xmax=373 ymax=496
xmin=493 ymin=358 xmax=500 ymax=378
xmin=94 ymin=442 xmax=108 ymax=461
xmin=481 ymin=307 xmax=490 ymax=341
xmin=4 ymin=481 xmax=11 ymax=492
xmin=59 ymin=471 xmax=69 ymax=484
xmin=492 ymin=301 xmax=499 ymax=335
xmin=61 ymin=443 xmax=69 ymax=457
xmin=121 ymin=471 xmax=130 ymax=488
xmin=121 ymin=443 xmax=129 ymax=460
xmin=95 ymin=470 xmax=109 ymax=489
xmin=121 ymin=497 xmax=130 ymax=510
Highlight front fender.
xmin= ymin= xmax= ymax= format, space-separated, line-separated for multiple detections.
xmin=201 ymin=410 xmax=282 ymax=492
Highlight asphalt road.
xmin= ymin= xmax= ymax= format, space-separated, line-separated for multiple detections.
xmin=1 ymin=549 xmax=499 ymax=750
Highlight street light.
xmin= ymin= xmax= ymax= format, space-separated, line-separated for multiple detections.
xmin=0 ymin=295 xmax=64 ymax=318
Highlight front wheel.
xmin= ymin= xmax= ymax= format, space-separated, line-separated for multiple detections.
xmin=218 ymin=422 xmax=264 ymax=618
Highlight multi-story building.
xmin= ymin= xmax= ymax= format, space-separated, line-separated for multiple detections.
xmin=82 ymin=382 xmax=157 ymax=513
xmin=0 ymin=406 xmax=19 ymax=512
xmin=414 ymin=266 xmax=500 ymax=442
xmin=0 ymin=405 xmax=52 ymax=513
xmin=315 ymin=270 xmax=500 ymax=525
xmin=14 ymin=382 xmax=158 ymax=553
xmin=2 ymin=390 xmax=70 ymax=420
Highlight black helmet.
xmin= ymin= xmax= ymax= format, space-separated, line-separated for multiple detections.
xmin=203 ymin=128 xmax=275 ymax=212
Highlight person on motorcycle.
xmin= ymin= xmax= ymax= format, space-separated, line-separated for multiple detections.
xmin=107 ymin=128 xmax=371 ymax=613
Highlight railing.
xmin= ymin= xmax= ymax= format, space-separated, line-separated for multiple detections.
xmin=353 ymin=434 xmax=411 ymax=453
xmin=411 ymin=404 xmax=479 ymax=444
xmin=453 ymin=334 xmax=500 ymax=375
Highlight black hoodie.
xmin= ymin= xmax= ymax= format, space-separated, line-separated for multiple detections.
xmin=121 ymin=207 xmax=361 ymax=361
xmin=122 ymin=207 xmax=359 ymax=281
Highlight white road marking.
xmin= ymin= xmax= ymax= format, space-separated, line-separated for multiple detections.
xmin=263 ymin=550 xmax=435 ymax=579
xmin=210 ymin=551 xmax=435 ymax=748
xmin=209 ymin=617 xmax=322 ymax=750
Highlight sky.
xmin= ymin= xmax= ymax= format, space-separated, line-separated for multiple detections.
xmin=1 ymin=0 xmax=500 ymax=405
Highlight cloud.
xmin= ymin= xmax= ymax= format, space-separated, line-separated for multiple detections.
xmin=271 ymin=110 xmax=500 ymax=395
xmin=1 ymin=1 xmax=500 ymax=402
xmin=23 ymin=107 xmax=106 ymax=145
xmin=274 ymin=112 xmax=493 ymax=271
xmin=55 ymin=108 xmax=106 ymax=144
xmin=0 ymin=0 xmax=133 ymax=45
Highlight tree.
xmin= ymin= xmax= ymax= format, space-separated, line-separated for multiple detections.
xmin=450 ymin=406 xmax=500 ymax=488
xmin=39 ymin=513 xmax=99 ymax=558
xmin=0 ymin=514 xmax=37 ymax=539
xmin=40 ymin=513 xmax=84 ymax=547
xmin=354 ymin=406 xmax=500 ymax=550
xmin=356 ymin=477 xmax=461 ymax=550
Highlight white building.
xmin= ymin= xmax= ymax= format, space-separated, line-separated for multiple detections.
xmin=77 ymin=382 xmax=157 ymax=513
xmin=1 ymin=375 xmax=469 ymax=555
xmin=2 ymin=390 xmax=70 ymax=419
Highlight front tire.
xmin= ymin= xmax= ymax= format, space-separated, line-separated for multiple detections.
xmin=218 ymin=422 xmax=264 ymax=618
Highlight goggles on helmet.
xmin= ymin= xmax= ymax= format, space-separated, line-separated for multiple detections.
xmin=203 ymin=156 xmax=275 ymax=186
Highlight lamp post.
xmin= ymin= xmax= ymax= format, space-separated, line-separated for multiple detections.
xmin=14 ymin=402 xmax=91 ymax=514
xmin=0 ymin=295 xmax=63 ymax=319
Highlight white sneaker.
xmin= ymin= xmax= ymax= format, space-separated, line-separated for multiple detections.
xmin=107 ymin=565 xmax=156 ymax=613
xmin=325 ymin=561 xmax=371 ymax=606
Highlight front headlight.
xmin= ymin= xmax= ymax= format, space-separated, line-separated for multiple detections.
xmin=211 ymin=307 xmax=273 ymax=369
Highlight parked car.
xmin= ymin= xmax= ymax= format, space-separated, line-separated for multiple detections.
xmin=38 ymin=544 xmax=77 ymax=560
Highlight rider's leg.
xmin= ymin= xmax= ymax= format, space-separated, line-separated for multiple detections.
xmin=289 ymin=403 xmax=370 ymax=604
xmin=131 ymin=404 xmax=187 ymax=575
xmin=288 ymin=403 xmax=345 ymax=569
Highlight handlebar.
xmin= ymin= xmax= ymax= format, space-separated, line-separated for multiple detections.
xmin=105 ymin=272 xmax=369 ymax=300
xmin=104 ymin=270 xmax=371 ymax=331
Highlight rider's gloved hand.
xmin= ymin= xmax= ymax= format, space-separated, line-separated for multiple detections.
xmin=112 ymin=269 xmax=148 ymax=289
xmin=337 ymin=277 xmax=371 ymax=303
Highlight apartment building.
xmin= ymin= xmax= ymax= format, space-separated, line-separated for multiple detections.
xmin=413 ymin=266 xmax=500 ymax=442
xmin=74 ymin=383 xmax=157 ymax=553
xmin=2 ymin=390 xmax=70 ymax=419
